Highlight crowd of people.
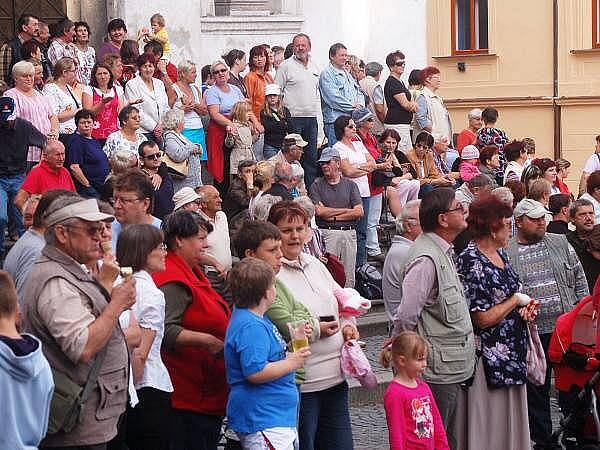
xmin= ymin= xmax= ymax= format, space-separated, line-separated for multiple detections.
xmin=2 ymin=11 xmax=600 ymax=450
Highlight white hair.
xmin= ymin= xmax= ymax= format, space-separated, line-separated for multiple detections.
xmin=293 ymin=195 xmax=315 ymax=219
xmin=12 ymin=60 xmax=34 ymax=78
xmin=395 ymin=200 xmax=420 ymax=235
xmin=491 ymin=187 xmax=514 ymax=206
xmin=161 ymin=109 xmax=185 ymax=131
xmin=177 ymin=59 xmax=196 ymax=77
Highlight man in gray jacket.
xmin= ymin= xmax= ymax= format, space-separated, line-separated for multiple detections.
xmin=506 ymin=198 xmax=588 ymax=450
xmin=392 ymin=187 xmax=475 ymax=450
xmin=21 ymin=196 xmax=136 ymax=449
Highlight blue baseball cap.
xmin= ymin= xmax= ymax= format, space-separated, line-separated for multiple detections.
xmin=0 ymin=97 xmax=16 ymax=121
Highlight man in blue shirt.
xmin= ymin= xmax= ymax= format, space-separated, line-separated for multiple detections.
xmin=319 ymin=43 xmax=364 ymax=146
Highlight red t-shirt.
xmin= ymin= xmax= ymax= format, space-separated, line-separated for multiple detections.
xmin=21 ymin=160 xmax=76 ymax=194
xmin=456 ymin=129 xmax=477 ymax=155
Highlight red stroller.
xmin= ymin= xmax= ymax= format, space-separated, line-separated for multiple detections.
xmin=549 ymin=288 xmax=600 ymax=449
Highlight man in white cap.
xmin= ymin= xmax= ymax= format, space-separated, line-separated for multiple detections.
xmin=20 ymin=196 xmax=136 ymax=448
xmin=506 ymin=198 xmax=588 ymax=450
xmin=268 ymin=133 xmax=307 ymax=194
xmin=173 ymin=186 xmax=202 ymax=213
xmin=456 ymin=107 xmax=482 ymax=154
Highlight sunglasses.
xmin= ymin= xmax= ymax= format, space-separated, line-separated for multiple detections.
xmin=212 ymin=68 xmax=228 ymax=75
xmin=394 ymin=61 xmax=406 ymax=67
xmin=65 ymin=223 xmax=103 ymax=237
xmin=144 ymin=152 xmax=163 ymax=160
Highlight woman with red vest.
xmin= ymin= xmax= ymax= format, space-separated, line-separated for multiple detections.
xmin=152 ymin=210 xmax=231 ymax=449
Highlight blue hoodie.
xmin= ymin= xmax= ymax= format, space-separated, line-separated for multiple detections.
xmin=0 ymin=333 xmax=54 ymax=450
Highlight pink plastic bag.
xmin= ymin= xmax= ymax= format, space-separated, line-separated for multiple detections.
xmin=341 ymin=339 xmax=377 ymax=390
xmin=333 ymin=287 xmax=371 ymax=317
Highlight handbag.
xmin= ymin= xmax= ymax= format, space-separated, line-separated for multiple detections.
xmin=46 ymin=346 xmax=108 ymax=435
xmin=324 ymin=252 xmax=346 ymax=287
xmin=224 ymin=132 xmax=235 ymax=149
xmin=163 ymin=132 xmax=190 ymax=180
xmin=526 ymin=322 xmax=547 ymax=386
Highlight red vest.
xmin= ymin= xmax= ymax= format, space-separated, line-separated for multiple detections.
xmin=91 ymin=86 xmax=119 ymax=140
xmin=153 ymin=251 xmax=231 ymax=415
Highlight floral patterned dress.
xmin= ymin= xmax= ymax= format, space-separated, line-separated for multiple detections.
xmin=457 ymin=241 xmax=527 ymax=388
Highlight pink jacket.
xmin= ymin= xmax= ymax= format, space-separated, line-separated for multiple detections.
xmin=459 ymin=161 xmax=481 ymax=182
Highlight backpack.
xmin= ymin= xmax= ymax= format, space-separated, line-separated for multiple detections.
xmin=354 ymin=263 xmax=383 ymax=300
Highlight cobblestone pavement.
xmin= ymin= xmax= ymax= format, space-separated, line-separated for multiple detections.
xmin=350 ymin=401 xmax=389 ymax=449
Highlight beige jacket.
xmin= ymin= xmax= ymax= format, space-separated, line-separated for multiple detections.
xmin=277 ymin=252 xmax=355 ymax=393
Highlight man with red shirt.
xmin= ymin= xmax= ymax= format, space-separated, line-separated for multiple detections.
xmin=15 ymin=140 xmax=75 ymax=211
xmin=456 ymin=108 xmax=482 ymax=155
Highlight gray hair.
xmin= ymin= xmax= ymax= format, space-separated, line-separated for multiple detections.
xmin=528 ymin=178 xmax=552 ymax=202
xmin=110 ymin=150 xmax=138 ymax=173
xmin=365 ymin=61 xmax=383 ymax=77
xmin=254 ymin=194 xmax=282 ymax=221
xmin=177 ymin=59 xmax=196 ymax=78
xmin=294 ymin=195 xmax=315 ymax=219
xmin=12 ymin=60 xmax=35 ymax=78
xmin=43 ymin=195 xmax=84 ymax=245
xmin=274 ymin=161 xmax=293 ymax=183
xmin=395 ymin=200 xmax=420 ymax=234
xmin=569 ymin=198 xmax=594 ymax=218
xmin=491 ymin=187 xmax=514 ymax=206
xmin=210 ymin=59 xmax=228 ymax=73
xmin=433 ymin=133 xmax=449 ymax=144
xmin=161 ymin=109 xmax=185 ymax=132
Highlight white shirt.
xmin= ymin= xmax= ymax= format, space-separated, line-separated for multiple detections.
xmin=83 ymin=84 xmax=124 ymax=100
xmin=274 ymin=55 xmax=321 ymax=117
xmin=172 ymin=83 xmax=204 ymax=130
xmin=199 ymin=210 xmax=232 ymax=270
xmin=583 ymin=152 xmax=600 ymax=174
xmin=42 ymin=83 xmax=79 ymax=134
xmin=124 ymin=75 xmax=170 ymax=133
xmin=333 ymin=140 xmax=371 ymax=197
xmin=118 ymin=270 xmax=173 ymax=393
xmin=103 ymin=129 xmax=147 ymax=159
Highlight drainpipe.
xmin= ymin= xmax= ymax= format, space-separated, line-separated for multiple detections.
xmin=553 ymin=0 xmax=561 ymax=159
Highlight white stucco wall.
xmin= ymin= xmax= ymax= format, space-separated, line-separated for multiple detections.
xmin=107 ymin=0 xmax=426 ymax=80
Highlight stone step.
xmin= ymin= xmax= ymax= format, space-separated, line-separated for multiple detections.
xmin=357 ymin=310 xmax=389 ymax=338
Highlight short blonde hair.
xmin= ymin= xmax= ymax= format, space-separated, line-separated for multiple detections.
xmin=52 ymin=57 xmax=75 ymax=79
xmin=150 ymin=13 xmax=165 ymax=27
xmin=161 ymin=109 xmax=185 ymax=131
xmin=177 ymin=59 xmax=196 ymax=80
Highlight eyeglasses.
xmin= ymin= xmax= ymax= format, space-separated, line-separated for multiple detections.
xmin=212 ymin=68 xmax=228 ymax=75
xmin=65 ymin=223 xmax=103 ymax=237
xmin=394 ymin=61 xmax=406 ymax=67
xmin=144 ymin=151 xmax=163 ymax=160
xmin=445 ymin=204 xmax=465 ymax=214
xmin=113 ymin=196 xmax=142 ymax=205
xmin=346 ymin=124 xmax=356 ymax=129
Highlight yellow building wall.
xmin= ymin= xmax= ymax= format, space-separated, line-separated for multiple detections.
xmin=427 ymin=0 xmax=600 ymax=192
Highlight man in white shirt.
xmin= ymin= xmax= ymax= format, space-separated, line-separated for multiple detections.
xmin=275 ymin=33 xmax=321 ymax=189
xmin=579 ymin=134 xmax=600 ymax=195
xmin=196 ymin=185 xmax=233 ymax=303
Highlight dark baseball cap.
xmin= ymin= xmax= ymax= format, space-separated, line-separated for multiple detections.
xmin=0 ymin=97 xmax=16 ymax=121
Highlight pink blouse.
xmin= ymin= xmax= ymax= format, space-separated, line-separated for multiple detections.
xmin=5 ymin=88 xmax=54 ymax=163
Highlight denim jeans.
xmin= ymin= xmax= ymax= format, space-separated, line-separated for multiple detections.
xmin=0 ymin=173 xmax=25 ymax=253
xmin=289 ymin=117 xmax=319 ymax=189
xmin=323 ymin=123 xmax=337 ymax=148
xmin=170 ymin=409 xmax=223 ymax=450
xmin=366 ymin=193 xmax=382 ymax=256
xmin=263 ymin=144 xmax=280 ymax=159
xmin=356 ymin=196 xmax=370 ymax=267
xmin=298 ymin=382 xmax=353 ymax=450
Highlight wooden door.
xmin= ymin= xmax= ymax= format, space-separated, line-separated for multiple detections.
xmin=0 ymin=0 xmax=66 ymax=43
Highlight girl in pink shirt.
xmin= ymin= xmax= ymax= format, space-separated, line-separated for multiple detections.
xmin=381 ymin=332 xmax=449 ymax=450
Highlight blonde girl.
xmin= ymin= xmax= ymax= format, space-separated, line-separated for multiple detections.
xmin=229 ymin=100 xmax=257 ymax=176
xmin=380 ymin=332 xmax=449 ymax=450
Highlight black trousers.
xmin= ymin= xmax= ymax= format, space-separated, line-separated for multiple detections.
xmin=126 ymin=387 xmax=171 ymax=450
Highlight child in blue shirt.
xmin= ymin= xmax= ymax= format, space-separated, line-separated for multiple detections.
xmin=225 ymin=257 xmax=310 ymax=450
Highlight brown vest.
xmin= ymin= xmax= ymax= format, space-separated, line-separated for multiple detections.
xmin=21 ymin=245 xmax=129 ymax=447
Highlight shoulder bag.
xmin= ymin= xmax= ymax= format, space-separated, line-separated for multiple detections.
xmin=46 ymin=346 xmax=108 ymax=435
xmin=163 ymin=132 xmax=190 ymax=179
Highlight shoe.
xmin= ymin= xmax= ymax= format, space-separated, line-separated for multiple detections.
xmin=367 ymin=253 xmax=386 ymax=263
